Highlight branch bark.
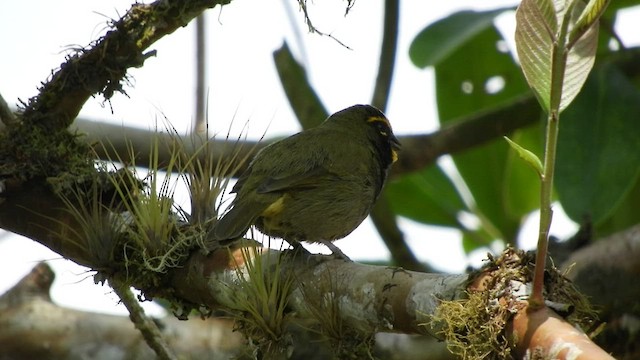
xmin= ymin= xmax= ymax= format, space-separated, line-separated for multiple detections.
xmin=0 ymin=263 xmax=243 ymax=360
xmin=1 ymin=263 xmax=457 ymax=359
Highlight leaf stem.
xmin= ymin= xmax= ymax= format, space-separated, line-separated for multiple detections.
xmin=530 ymin=11 xmax=570 ymax=307
xmin=530 ymin=109 xmax=559 ymax=307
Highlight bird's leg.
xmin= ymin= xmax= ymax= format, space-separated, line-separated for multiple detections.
xmin=289 ymin=241 xmax=312 ymax=256
xmin=318 ymin=240 xmax=351 ymax=261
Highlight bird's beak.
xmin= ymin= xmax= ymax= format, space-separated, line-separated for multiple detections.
xmin=390 ymin=133 xmax=401 ymax=150
xmin=390 ymin=134 xmax=401 ymax=163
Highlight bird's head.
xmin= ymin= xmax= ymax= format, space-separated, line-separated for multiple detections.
xmin=328 ymin=104 xmax=401 ymax=166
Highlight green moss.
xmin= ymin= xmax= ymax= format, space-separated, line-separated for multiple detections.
xmin=428 ymin=248 xmax=599 ymax=360
xmin=0 ymin=121 xmax=94 ymax=188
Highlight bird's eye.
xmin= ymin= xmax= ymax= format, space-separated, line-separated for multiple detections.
xmin=375 ymin=122 xmax=388 ymax=136
xmin=367 ymin=116 xmax=391 ymax=136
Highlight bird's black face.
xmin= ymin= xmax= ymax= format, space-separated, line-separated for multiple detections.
xmin=326 ymin=104 xmax=401 ymax=166
xmin=366 ymin=115 xmax=401 ymax=164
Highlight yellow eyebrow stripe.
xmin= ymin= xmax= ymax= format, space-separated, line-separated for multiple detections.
xmin=367 ymin=116 xmax=391 ymax=128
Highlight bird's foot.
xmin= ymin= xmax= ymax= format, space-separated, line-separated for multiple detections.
xmin=287 ymin=241 xmax=312 ymax=256
xmin=318 ymin=240 xmax=351 ymax=261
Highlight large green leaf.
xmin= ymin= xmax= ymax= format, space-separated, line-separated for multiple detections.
xmin=598 ymin=1 xmax=639 ymax=53
xmin=595 ymin=175 xmax=640 ymax=237
xmin=386 ymin=164 xmax=467 ymax=227
xmin=556 ymin=64 xmax=640 ymax=226
xmin=515 ymin=0 xmax=602 ymax=113
xmin=435 ymin=26 xmax=531 ymax=121
xmin=434 ymin=25 xmax=537 ymax=244
xmin=462 ymin=227 xmax=495 ymax=253
xmin=409 ymin=7 xmax=513 ymax=68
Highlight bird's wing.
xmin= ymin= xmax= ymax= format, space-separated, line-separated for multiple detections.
xmin=256 ymin=165 xmax=339 ymax=194
xmin=212 ymin=129 xmax=340 ymax=240
xmin=212 ymin=167 xmax=335 ymax=240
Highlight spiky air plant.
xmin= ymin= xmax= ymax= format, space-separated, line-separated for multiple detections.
xmin=103 ymin=134 xmax=189 ymax=276
xmin=53 ymin=166 xmax=130 ymax=271
xmin=169 ymin=119 xmax=259 ymax=252
xmin=297 ymin=268 xmax=376 ymax=359
xmin=172 ymin=121 xmax=306 ymax=357
xmin=55 ymin=112 xmax=260 ymax=280
xmin=56 ymin=113 xmax=297 ymax=359
xmin=221 ymin=239 xmax=297 ymax=359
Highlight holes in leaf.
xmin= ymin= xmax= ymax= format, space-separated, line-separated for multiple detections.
xmin=496 ymin=40 xmax=509 ymax=54
xmin=484 ymin=76 xmax=505 ymax=94
xmin=461 ymin=81 xmax=474 ymax=94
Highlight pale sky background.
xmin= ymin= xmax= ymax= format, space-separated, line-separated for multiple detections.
xmin=1 ymin=1 xmax=638 ymax=316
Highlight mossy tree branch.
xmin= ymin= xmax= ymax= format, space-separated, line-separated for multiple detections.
xmin=20 ymin=0 xmax=230 ymax=132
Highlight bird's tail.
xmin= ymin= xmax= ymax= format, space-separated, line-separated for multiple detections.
xmin=209 ymin=204 xmax=255 ymax=241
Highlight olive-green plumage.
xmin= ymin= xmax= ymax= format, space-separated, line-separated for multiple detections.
xmin=211 ymin=104 xmax=400 ymax=249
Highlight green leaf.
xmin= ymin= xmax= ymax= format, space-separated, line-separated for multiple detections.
xmin=595 ymin=175 xmax=640 ymax=237
xmin=503 ymin=122 xmax=545 ymax=220
xmin=273 ymin=42 xmax=328 ymax=129
xmin=385 ymin=165 xmax=467 ymax=228
xmin=571 ymin=0 xmax=610 ymax=45
xmin=556 ymin=64 xmax=640 ymax=226
xmin=504 ymin=136 xmax=544 ymax=176
xmin=560 ymin=4 xmax=600 ymax=112
xmin=604 ymin=0 xmax=640 ymax=12
xmin=409 ymin=7 xmax=513 ymax=68
xmin=434 ymin=24 xmax=536 ymax=244
xmin=435 ymin=26 xmax=530 ymax=120
xmin=515 ymin=0 xmax=600 ymax=113
xmin=462 ymin=227 xmax=495 ymax=254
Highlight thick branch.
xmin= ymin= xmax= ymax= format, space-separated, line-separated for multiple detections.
xmin=561 ymin=224 xmax=640 ymax=319
xmin=168 ymin=249 xmax=468 ymax=336
xmin=0 ymin=264 xmax=243 ymax=359
xmin=0 ymin=184 xmax=93 ymax=266
xmin=69 ymin=93 xmax=540 ymax=179
xmin=0 ymin=184 xmax=467 ymax=336
xmin=1 ymin=182 xmax=466 ymax=336
xmin=509 ymin=306 xmax=614 ymax=359
xmin=1 ymin=264 xmax=457 ymax=359
xmin=73 ymin=119 xmax=259 ymax=176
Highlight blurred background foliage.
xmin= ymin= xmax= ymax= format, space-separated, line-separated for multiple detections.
xmin=287 ymin=1 xmax=640 ymax=266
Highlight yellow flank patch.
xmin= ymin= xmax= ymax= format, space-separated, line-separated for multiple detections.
xmin=262 ymin=196 xmax=285 ymax=217
xmin=391 ymin=149 xmax=398 ymax=163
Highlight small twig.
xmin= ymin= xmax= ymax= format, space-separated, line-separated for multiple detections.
xmin=366 ymin=0 xmax=421 ymax=269
xmin=111 ymin=281 xmax=177 ymax=360
xmin=371 ymin=194 xmax=430 ymax=272
xmin=370 ymin=0 xmax=399 ymax=112
xmin=297 ymin=0 xmax=352 ymax=49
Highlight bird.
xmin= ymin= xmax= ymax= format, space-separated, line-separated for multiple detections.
xmin=210 ymin=104 xmax=400 ymax=258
